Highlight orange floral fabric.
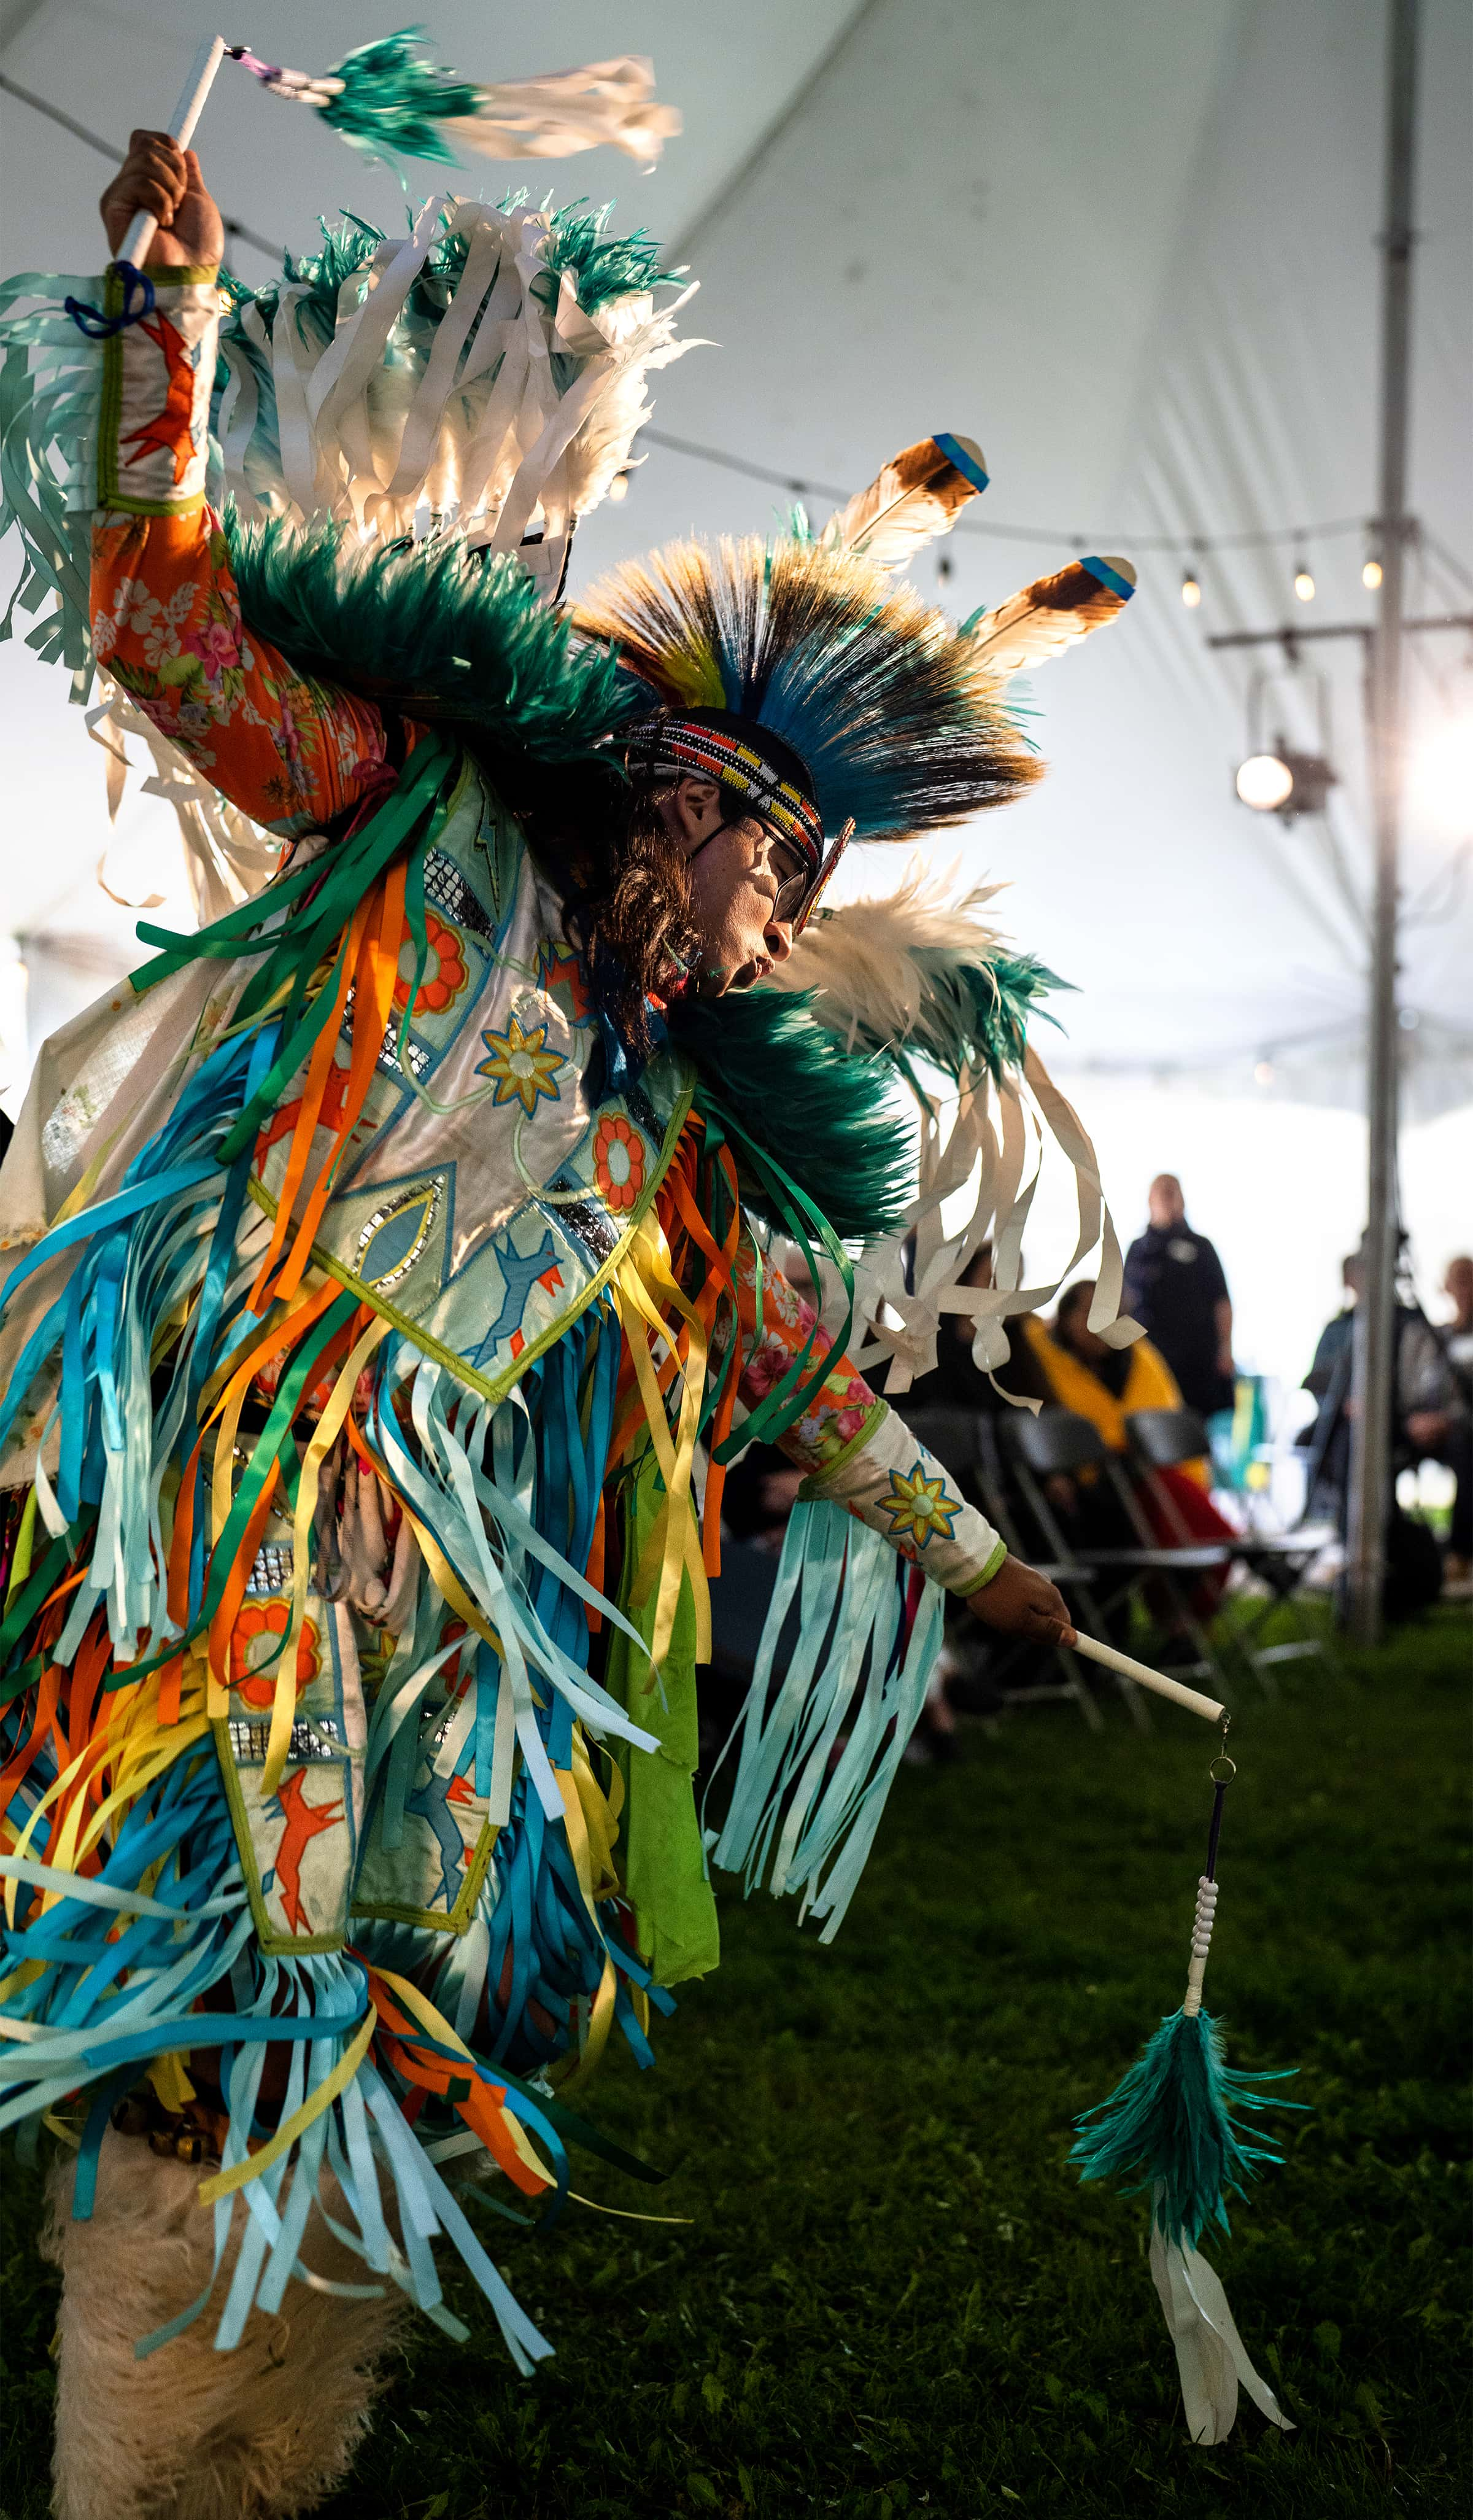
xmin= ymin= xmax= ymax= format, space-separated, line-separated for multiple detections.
xmin=92 ymin=506 xmax=393 ymax=831
xmin=90 ymin=281 xmax=392 ymax=830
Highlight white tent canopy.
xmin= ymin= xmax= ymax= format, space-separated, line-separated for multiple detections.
xmin=2 ymin=0 xmax=1470 ymax=1376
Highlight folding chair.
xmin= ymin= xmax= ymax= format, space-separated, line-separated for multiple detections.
xmin=1124 ymin=1406 xmax=1340 ymax=1683
xmin=999 ymin=1406 xmax=1237 ymax=1703
xmin=902 ymin=1406 xmax=1131 ymax=1732
xmin=970 ymin=1416 xmax=1151 ymax=1732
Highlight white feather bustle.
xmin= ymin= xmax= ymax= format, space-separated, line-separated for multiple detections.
xmin=760 ymin=868 xmax=1140 ymax=1395
xmin=762 ymin=862 xmax=1010 ymax=1055
xmin=213 ymin=194 xmax=701 ymax=599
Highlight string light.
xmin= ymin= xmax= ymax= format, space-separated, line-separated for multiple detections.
xmin=0 ymin=69 xmax=1459 ymax=591
xmin=1180 ymin=570 xmax=1202 ymax=608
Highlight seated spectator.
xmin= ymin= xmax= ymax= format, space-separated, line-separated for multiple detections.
xmin=1123 ymin=1174 xmax=1237 ymax=1421
xmin=1024 ymin=1279 xmax=1208 ymax=1479
xmin=1025 ymin=1279 xmax=1237 ymax=1629
xmin=900 ymin=1241 xmax=1051 ymax=1414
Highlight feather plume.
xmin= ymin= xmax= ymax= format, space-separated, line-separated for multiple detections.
xmin=574 ymin=538 xmax=1038 ymax=842
xmin=964 ymin=555 xmax=1136 ymax=681
xmin=759 ymin=866 xmax=1059 ymax=1081
xmin=819 ymin=433 xmax=989 ymax=571
xmin=250 ymin=34 xmax=680 ymax=169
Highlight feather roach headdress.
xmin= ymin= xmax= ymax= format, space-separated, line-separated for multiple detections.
xmin=574 ymin=435 xmax=1135 ymax=923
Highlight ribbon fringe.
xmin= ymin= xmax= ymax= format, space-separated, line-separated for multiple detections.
xmin=705 ymin=1500 xmax=943 ymax=1942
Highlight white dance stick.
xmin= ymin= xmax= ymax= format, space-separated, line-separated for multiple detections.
xmin=1069 ymin=1632 xmax=1225 ymax=1724
xmin=118 ymin=34 xmax=227 ymax=268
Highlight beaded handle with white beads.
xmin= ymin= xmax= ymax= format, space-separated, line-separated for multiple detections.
xmin=1181 ymin=1723 xmax=1234 ymax=2018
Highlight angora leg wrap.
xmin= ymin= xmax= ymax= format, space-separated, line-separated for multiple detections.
xmin=44 ymin=2134 xmax=403 ymax=2520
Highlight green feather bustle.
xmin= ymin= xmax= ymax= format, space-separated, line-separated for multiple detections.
xmin=1070 ymin=2006 xmax=1304 ymax=2251
xmin=668 ymin=990 xmax=916 ymax=1247
xmin=222 ymin=509 xmax=638 ymax=760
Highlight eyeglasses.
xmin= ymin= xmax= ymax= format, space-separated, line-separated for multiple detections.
xmin=756 ymin=826 xmax=814 ymax=925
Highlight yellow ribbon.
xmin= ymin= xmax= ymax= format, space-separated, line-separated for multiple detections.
xmin=262 ymin=1312 xmax=390 ymax=1798
xmin=611 ymin=1214 xmax=711 ymax=1674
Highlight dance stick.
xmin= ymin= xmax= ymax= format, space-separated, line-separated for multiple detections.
xmin=118 ymin=33 xmax=227 ymax=268
xmin=1068 ymin=1632 xmax=1225 ymax=1724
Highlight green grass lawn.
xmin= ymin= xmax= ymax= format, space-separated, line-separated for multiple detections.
xmin=4 ymin=1607 xmax=1468 ymax=2519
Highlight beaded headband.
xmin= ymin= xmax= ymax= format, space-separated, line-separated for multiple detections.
xmin=624 ymin=714 xmax=826 ymax=867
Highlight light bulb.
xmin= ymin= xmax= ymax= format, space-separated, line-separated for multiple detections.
xmin=1363 ymin=556 xmax=1383 ymax=590
xmin=1181 ymin=572 xmax=1202 ymax=608
xmin=1293 ymin=563 xmax=1315 ymax=602
xmin=606 ymin=471 xmax=630 ymax=502
xmin=1235 ymin=753 xmax=1295 ymax=812
xmin=1253 ymin=1060 xmax=1275 ymax=1087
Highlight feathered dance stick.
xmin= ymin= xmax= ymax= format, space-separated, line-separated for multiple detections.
xmin=1071 ymin=1733 xmax=1304 ymax=2443
xmin=117 ymin=28 xmax=679 ymax=267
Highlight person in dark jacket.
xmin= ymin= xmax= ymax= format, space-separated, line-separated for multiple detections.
xmin=1123 ymin=1174 xmax=1236 ymax=1419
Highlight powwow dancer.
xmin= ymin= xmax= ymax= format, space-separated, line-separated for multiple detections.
xmin=0 ymin=120 xmax=1155 ymax=2518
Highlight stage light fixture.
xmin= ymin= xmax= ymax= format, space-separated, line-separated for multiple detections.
xmin=1235 ymin=753 xmax=1294 ymax=811
xmin=1181 ymin=570 xmax=1202 ymax=607
xmin=1234 ymin=743 xmax=1339 ymax=821
xmin=1293 ymin=560 xmax=1316 ymax=602
xmin=1362 ymin=554 xmax=1383 ymax=590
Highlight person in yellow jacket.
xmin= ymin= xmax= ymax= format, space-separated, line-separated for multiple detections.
xmin=1024 ymin=1277 xmax=1210 ymax=1486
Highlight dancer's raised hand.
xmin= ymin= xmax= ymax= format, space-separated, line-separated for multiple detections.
xmin=101 ymin=132 xmax=223 ymax=266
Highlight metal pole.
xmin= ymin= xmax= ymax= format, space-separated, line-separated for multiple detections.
xmin=1346 ymin=0 xmax=1420 ymax=1645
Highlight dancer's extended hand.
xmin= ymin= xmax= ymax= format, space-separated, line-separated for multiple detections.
xmin=966 ymin=1554 xmax=1076 ymax=1648
xmin=101 ymin=131 xmax=223 ymax=267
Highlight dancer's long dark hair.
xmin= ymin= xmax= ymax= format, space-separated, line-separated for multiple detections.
xmin=470 ymin=746 xmax=702 ymax=1053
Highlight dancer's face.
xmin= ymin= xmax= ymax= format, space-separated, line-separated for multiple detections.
xmin=658 ymin=777 xmax=803 ymax=994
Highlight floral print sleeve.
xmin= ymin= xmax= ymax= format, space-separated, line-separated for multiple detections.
xmin=733 ymin=1239 xmax=880 ymax=1475
xmin=90 ymin=264 xmax=391 ymax=831
xmin=732 ymin=1241 xmax=1007 ymax=1593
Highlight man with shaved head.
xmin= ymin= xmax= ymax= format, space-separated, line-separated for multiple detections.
xmin=1123 ymin=1174 xmax=1237 ymax=1421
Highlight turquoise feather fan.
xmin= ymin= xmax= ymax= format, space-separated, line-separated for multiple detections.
xmin=1065 ymin=1761 xmax=1305 ymax=2443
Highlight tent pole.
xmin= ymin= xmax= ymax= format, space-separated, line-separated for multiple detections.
xmin=1346 ymin=0 xmax=1420 ymax=1646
